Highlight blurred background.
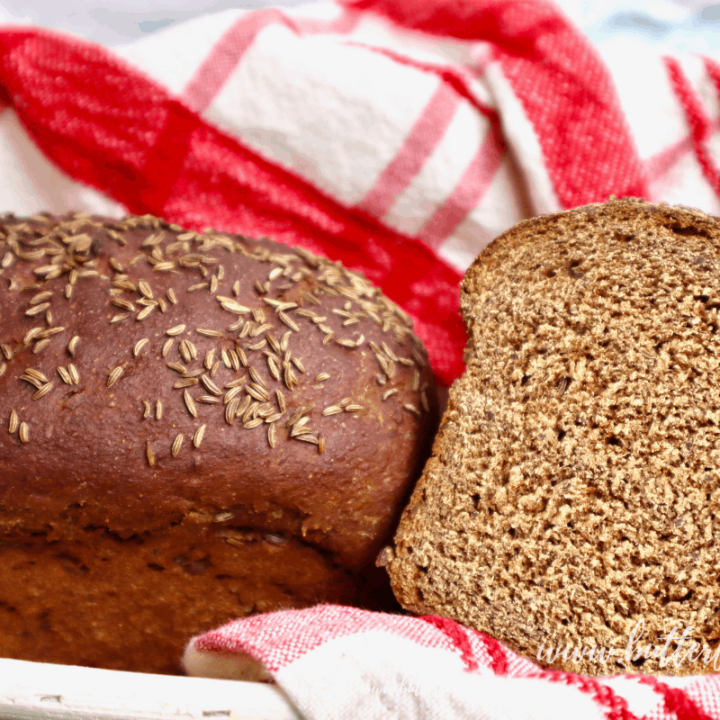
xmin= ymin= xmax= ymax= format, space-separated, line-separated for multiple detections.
xmin=0 ymin=0 xmax=718 ymax=53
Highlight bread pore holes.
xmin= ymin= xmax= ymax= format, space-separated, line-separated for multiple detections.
xmin=568 ymin=260 xmax=584 ymax=279
xmin=668 ymin=223 xmax=710 ymax=239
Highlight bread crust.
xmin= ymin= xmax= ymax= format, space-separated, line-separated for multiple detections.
xmin=387 ymin=198 xmax=720 ymax=676
xmin=0 ymin=212 xmax=437 ymax=672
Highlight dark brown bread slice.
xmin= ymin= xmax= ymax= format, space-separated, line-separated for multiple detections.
xmin=384 ymin=198 xmax=720 ymax=676
xmin=0 ymin=211 xmax=438 ymax=673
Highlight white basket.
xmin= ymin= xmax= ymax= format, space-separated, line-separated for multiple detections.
xmin=0 ymin=658 xmax=298 ymax=720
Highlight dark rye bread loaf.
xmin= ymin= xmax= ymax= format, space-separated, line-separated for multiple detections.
xmin=0 ymin=211 xmax=437 ymax=674
xmin=383 ymin=198 xmax=720 ymax=676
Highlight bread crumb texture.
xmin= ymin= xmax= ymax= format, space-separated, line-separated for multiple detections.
xmin=388 ymin=198 xmax=720 ymax=676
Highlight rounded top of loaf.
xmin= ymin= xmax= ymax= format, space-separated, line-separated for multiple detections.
xmin=0 ymin=212 xmax=437 ymax=569
xmin=464 ymin=197 xmax=717 ymax=286
xmin=386 ymin=198 xmax=720 ymax=675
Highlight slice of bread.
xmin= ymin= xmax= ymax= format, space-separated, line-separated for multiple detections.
xmin=384 ymin=198 xmax=720 ymax=676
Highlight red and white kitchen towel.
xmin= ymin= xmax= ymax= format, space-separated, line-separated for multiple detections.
xmin=184 ymin=604 xmax=720 ymax=720
xmin=1 ymin=0 xmax=720 ymax=385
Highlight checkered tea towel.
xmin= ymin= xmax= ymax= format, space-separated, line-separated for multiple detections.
xmin=0 ymin=0 xmax=719 ymax=385
xmin=184 ymin=604 xmax=720 ymax=720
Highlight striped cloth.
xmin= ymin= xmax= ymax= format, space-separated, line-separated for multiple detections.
xmin=2 ymin=0 xmax=719 ymax=386
xmin=184 ymin=604 xmax=720 ymax=720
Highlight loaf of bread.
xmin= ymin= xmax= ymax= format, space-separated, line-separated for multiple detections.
xmin=384 ymin=198 xmax=720 ymax=676
xmin=0 ymin=211 xmax=437 ymax=674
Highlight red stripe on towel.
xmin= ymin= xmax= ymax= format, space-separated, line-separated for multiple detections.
xmin=664 ymin=55 xmax=720 ymax=199
xmin=343 ymin=0 xmax=648 ymax=207
xmin=639 ymin=676 xmax=715 ymax=720
xmin=419 ymin=122 xmax=503 ymax=247
xmin=419 ymin=615 xmax=480 ymax=673
xmin=181 ymin=7 xmax=360 ymax=114
xmin=356 ymin=80 xmax=462 ymax=218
